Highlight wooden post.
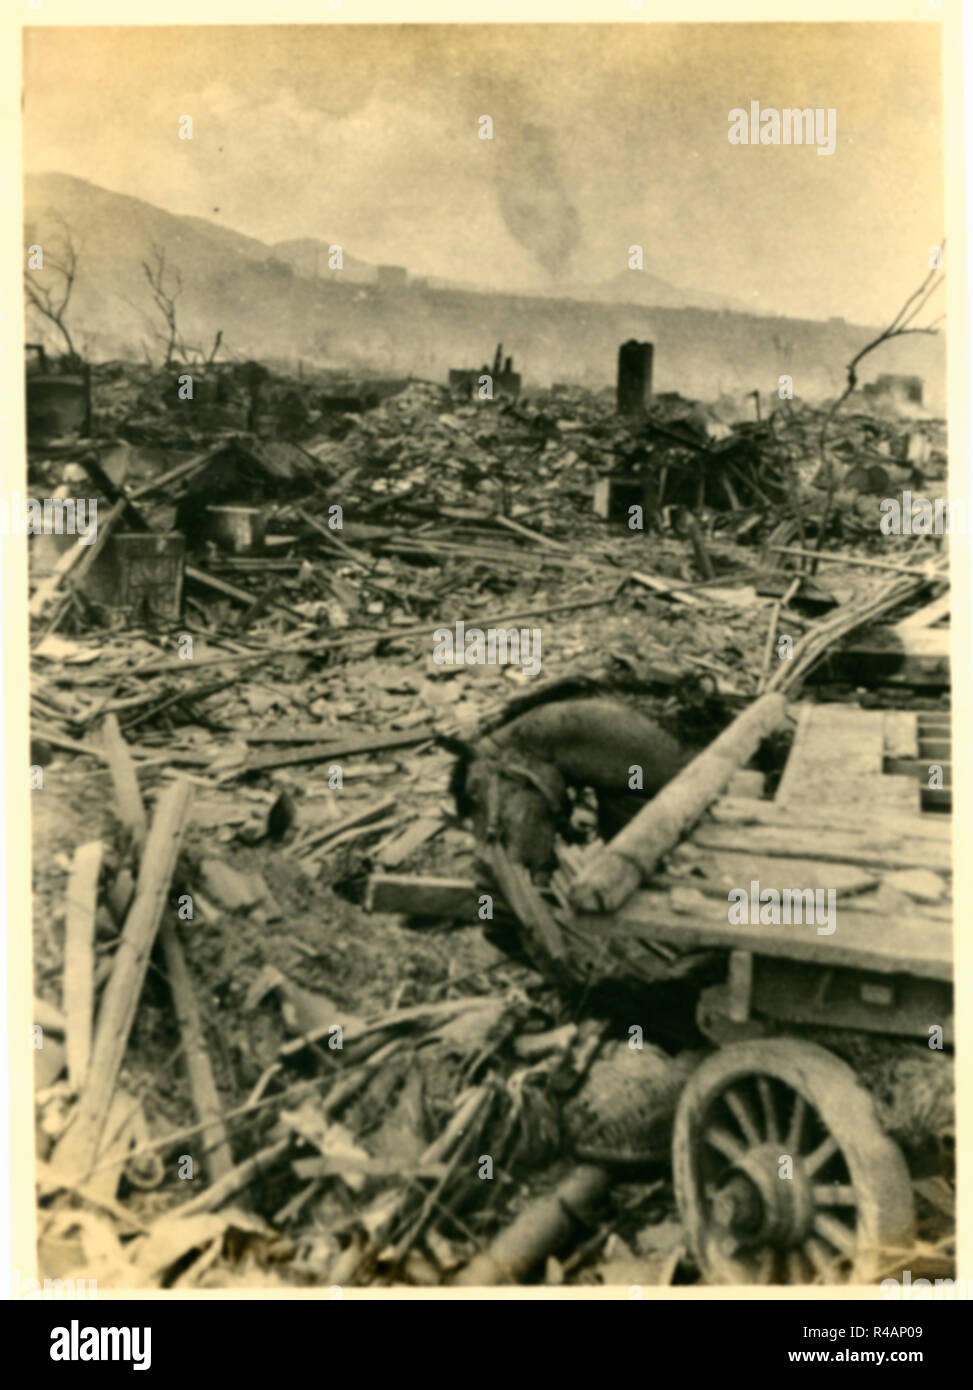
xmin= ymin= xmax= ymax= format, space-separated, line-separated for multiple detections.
xmin=160 ymin=923 xmax=235 ymax=1181
xmin=101 ymin=714 xmax=147 ymax=847
xmin=63 ymin=841 xmax=103 ymax=1087
xmin=52 ymin=779 xmax=194 ymax=1182
xmin=101 ymin=718 xmax=234 ymax=1182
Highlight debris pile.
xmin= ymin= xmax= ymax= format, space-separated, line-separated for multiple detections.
xmin=29 ymin=344 xmax=954 ymax=1290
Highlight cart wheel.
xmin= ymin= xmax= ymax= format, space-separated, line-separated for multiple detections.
xmin=673 ymin=1039 xmax=915 ymax=1285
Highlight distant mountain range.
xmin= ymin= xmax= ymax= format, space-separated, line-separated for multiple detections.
xmin=265 ymin=234 xmax=756 ymax=312
xmin=22 ymin=172 xmax=944 ymax=405
xmin=554 ymin=268 xmax=758 ymax=315
xmin=25 ymin=172 xmax=754 ymax=328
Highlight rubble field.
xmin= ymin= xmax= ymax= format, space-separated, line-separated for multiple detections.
xmin=29 ymin=356 xmax=953 ymax=1289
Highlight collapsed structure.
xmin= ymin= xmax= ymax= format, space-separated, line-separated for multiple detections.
xmin=27 ymin=337 xmax=953 ymax=1290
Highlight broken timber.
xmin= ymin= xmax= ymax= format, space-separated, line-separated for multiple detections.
xmin=52 ymin=779 xmax=195 ymax=1182
xmin=242 ymin=726 xmax=436 ymax=773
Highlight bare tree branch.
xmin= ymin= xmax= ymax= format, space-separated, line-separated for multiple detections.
xmin=812 ymin=246 xmax=945 ymax=565
xmin=141 ymin=242 xmax=184 ymax=366
xmin=23 ymin=211 xmax=81 ymax=362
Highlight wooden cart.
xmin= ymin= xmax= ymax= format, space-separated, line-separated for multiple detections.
xmin=572 ymin=701 xmax=953 ymax=1284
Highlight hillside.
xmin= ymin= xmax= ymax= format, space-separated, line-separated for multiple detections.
xmin=24 ymin=173 xmax=946 ymax=407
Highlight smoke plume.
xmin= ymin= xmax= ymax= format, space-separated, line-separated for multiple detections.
xmin=494 ymin=121 xmax=581 ymax=280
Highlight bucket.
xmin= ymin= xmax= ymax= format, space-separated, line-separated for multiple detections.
xmin=203 ymin=505 xmax=266 ymax=555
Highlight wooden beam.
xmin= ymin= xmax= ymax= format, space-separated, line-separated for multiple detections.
xmin=689 ymin=822 xmax=952 ymax=875
xmin=100 ymin=715 xmax=147 ymax=845
xmin=776 ymin=703 xmax=918 ymax=817
xmin=366 ymin=873 xmax=498 ymax=919
xmin=576 ymin=891 xmax=952 ymax=980
xmin=243 ymin=726 xmax=435 ymax=773
xmin=184 ymin=564 xmax=306 ymax=623
xmin=63 ymin=841 xmax=103 ymax=1087
xmin=766 ymin=545 xmax=934 ymax=576
xmin=708 ymin=796 xmax=951 ymax=842
xmin=51 ymin=779 xmax=194 ymax=1182
xmin=893 ymin=592 xmax=950 ymax=631
xmin=159 ymin=923 xmax=235 ymax=1181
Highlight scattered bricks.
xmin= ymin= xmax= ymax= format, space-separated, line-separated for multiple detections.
xmin=617 ymin=339 xmax=654 ymax=417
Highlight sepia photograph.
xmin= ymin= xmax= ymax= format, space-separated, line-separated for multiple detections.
xmin=5 ymin=2 xmax=968 ymax=1323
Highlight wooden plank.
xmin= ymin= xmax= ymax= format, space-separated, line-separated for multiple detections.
xmin=243 ymin=725 xmax=346 ymax=744
xmin=922 ymin=788 xmax=953 ymax=811
xmin=766 ymin=545 xmax=932 ymax=576
xmin=291 ymin=796 xmax=397 ymax=857
xmin=893 ymin=592 xmax=950 ymax=631
xmin=577 ymin=891 xmax=953 ymax=980
xmin=689 ymin=822 xmax=953 ymax=875
xmin=63 ymin=841 xmax=103 ymax=1087
xmin=883 ymin=710 xmax=918 ymax=761
xmin=376 ymin=817 xmax=443 ymax=868
xmin=664 ymin=849 xmax=879 ymax=898
xmin=773 ymin=702 xmax=814 ymax=805
xmin=629 ymin=570 xmax=706 ymax=607
xmin=366 ymin=874 xmax=487 ymax=917
xmin=98 ymin=721 xmax=235 ymax=1187
xmin=841 ymin=884 xmax=951 ymax=920
xmin=916 ymin=716 xmax=952 ymax=733
xmin=886 ymin=757 xmax=952 ymax=787
xmin=304 ymin=816 xmax=399 ymax=863
xmin=750 ymin=958 xmax=953 ymax=1042
xmin=184 ymin=564 xmax=305 ymax=623
xmin=776 ymin=703 xmax=916 ymax=816
xmin=160 ymin=922 xmax=235 ymax=1181
xmin=52 ymin=780 xmax=195 ymax=1182
xmin=487 ymin=843 xmax=569 ymax=972
xmin=100 ymin=715 xmax=147 ymax=845
xmin=127 ymin=443 xmax=224 ymax=500
xmin=918 ymin=739 xmax=950 ymax=760
xmin=243 ymin=726 xmax=435 ymax=773
xmin=709 ymin=796 xmax=952 ymax=842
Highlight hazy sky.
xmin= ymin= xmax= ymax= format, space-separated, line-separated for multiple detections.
xmin=23 ymin=23 xmax=944 ymax=323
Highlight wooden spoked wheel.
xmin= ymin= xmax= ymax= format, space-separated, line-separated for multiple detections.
xmin=673 ymin=1040 xmax=915 ymax=1285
